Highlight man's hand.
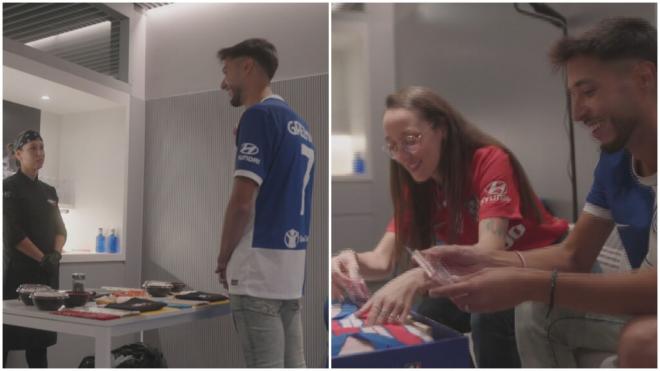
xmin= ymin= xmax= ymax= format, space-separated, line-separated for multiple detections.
xmin=215 ymin=254 xmax=230 ymax=290
xmin=428 ymin=267 xmax=538 ymax=313
xmin=422 ymin=245 xmax=499 ymax=275
xmin=216 ymin=177 xmax=258 ymax=291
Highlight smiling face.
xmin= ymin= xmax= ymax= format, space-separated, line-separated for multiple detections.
xmin=383 ymin=108 xmax=445 ymax=183
xmin=220 ymin=57 xmax=247 ymax=107
xmin=15 ymin=139 xmax=45 ymax=172
xmin=566 ymin=56 xmax=644 ymax=153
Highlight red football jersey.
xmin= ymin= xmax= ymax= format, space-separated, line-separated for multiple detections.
xmin=386 ymin=146 xmax=568 ymax=251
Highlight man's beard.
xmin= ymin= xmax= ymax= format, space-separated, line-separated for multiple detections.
xmin=230 ymin=87 xmax=243 ymax=107
xmin=600 ymin=116 xmax=637 ymax=153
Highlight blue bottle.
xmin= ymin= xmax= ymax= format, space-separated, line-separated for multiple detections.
xmin=353 ymin=152 xmax=366 ymax=174
xmin=96 ymin=228 xmax=106 ymax=253
xmin=108 ymin=228 xmax=120 ymax=254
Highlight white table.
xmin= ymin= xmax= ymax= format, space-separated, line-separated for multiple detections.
xmin=3 ymin=299 xmax=231 ymax=367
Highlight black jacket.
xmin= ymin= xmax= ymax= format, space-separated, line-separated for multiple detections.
xmin=3 ymin=170 xmax=67 ymax=350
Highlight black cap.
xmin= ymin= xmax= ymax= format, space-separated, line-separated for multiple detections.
xmin=14 ymin=130 xmax=42 ymax=150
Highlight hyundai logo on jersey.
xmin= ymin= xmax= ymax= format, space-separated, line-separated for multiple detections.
xmin=237 ymin=142 xmax=261 ymax=165
xmin=486 ymin=180 xmax=507 ymax=196
xmin=481 ymin=180 xmax=511 ymax=205
xmin=240 ymin=143 xmax=260 ymax=155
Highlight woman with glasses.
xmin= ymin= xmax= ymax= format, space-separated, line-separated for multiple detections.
xmin=332 ymin=86 xmax=568 ymax=367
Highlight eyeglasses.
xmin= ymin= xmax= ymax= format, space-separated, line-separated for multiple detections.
xmin=382 ymin=133 xmax=423 ymax=159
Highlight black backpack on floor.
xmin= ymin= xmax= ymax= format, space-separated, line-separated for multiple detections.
xmin=79 ymin=342 xmax=167 ymax=368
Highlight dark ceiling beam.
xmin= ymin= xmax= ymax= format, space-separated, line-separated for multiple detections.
xmin=3 ymin=3 xmax=53 ymax=21
xmin=3 ymin=3 xmax=81 ymax=27
xmin=6 ymin=7 xmax=105 ymax=37
xmin=90 ymin=4 xmax=129 ymax=21
xmin=10 ymin=14 xmax=107 ymax=43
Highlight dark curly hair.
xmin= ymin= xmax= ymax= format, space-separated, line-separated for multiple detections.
xmin=550 ymin=17 xmax=656 ymax=69
xmin=218 ymin=38 xmax=279 ymax=80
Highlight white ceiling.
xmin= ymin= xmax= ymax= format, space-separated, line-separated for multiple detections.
xmin=3 ymin=66 xmax=120 ymax=115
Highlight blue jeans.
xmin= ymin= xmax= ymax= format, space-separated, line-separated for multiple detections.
xmin=230 ymin=294 xmax=306 ymax=368
xmin=471 ymin=309 xmax=521 ymax=368
xmin=515 ymin=301 xmax=627 ymax=367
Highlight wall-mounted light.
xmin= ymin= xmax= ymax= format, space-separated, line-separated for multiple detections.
xmin=41 ymin=95 xmax=50 ymax=100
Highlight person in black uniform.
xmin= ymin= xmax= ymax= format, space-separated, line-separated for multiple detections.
xmin=3 ymin=130 xmax=66 ymax=368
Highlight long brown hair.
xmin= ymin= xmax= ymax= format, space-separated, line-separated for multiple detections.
xmin=387 ymin=86 xmax=541 ymax=257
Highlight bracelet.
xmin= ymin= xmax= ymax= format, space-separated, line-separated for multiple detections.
xmin=546 ymin=269 xmax=558 ymax=319
xmin=350 ymin=249 xmax=360 ymax=268
xmin=514 ymin=250 xmax=527 ymax=268
xmin=338 ymin=249 xmax=360 ymax=272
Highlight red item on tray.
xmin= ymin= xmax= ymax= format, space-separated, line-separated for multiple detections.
xmin=332 ymin=321 xmax=360 ymax=336
xmin=383 ymin=324 xmax=425 ymax=346
xmin=51 ymin=309 xmax=120 ymax=320
xmin=111 ymin=289 xmax=145 ymax=297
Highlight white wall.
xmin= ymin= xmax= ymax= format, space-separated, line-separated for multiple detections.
xmin=107 ymin=3 xmax=148 ymax=288
xmin=144 ymin=2 xmax=328 ymax=100
xmin=54 ymin=107 xmax=127 ymax=252
xmin=39 ymin=111 xmax=62 ymax=185
xmin=332 ymin=17 xmax=370 ymax=176
xmin=332 ymin=4 xmax=397 ymax=255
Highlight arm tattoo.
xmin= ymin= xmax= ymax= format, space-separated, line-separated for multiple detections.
xmin=484 ymin=219 xmax=507 ymax=239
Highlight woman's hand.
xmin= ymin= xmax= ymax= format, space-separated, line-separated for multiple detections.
xmin=40 ymin=251 xmax=61 ymax=275
xmin=332 ymin=250 xmax=362 ymax=301
xmin=356 ymin=267 xmax=430 ymax=326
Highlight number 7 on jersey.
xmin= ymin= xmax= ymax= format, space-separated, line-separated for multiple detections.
xmin=300 ymin=143 xmax=314 ymax=216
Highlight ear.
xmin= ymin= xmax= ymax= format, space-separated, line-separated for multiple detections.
xmin=634 ymin=60 xmax=657 ymax=94
xmin=241 ymin=58 xmax=255 ymax=74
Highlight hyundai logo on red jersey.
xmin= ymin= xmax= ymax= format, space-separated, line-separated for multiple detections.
xmin=486 ymin=180 xmax=507 ymax=195
xmin=481 ymin=180 xmax=511 ymax=205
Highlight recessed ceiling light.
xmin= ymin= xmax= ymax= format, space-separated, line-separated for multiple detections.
xmin=41 ymin=95 xmax=50 ymax=100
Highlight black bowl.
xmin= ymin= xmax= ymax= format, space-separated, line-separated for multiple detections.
xmin=64 ymin=291 xmax=91 ymax=308
xmin=33 ymin=296 xmax=65 ymax=311
xmin=170 ymin=282 xmax=186 ymax=293
xmin=146 ymin=286 xmax=171 ymax=297
xmin=19 ymin=292 xmax=34 ymax=306
xmin=16 ymin=284 xmax=52 ymax=306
